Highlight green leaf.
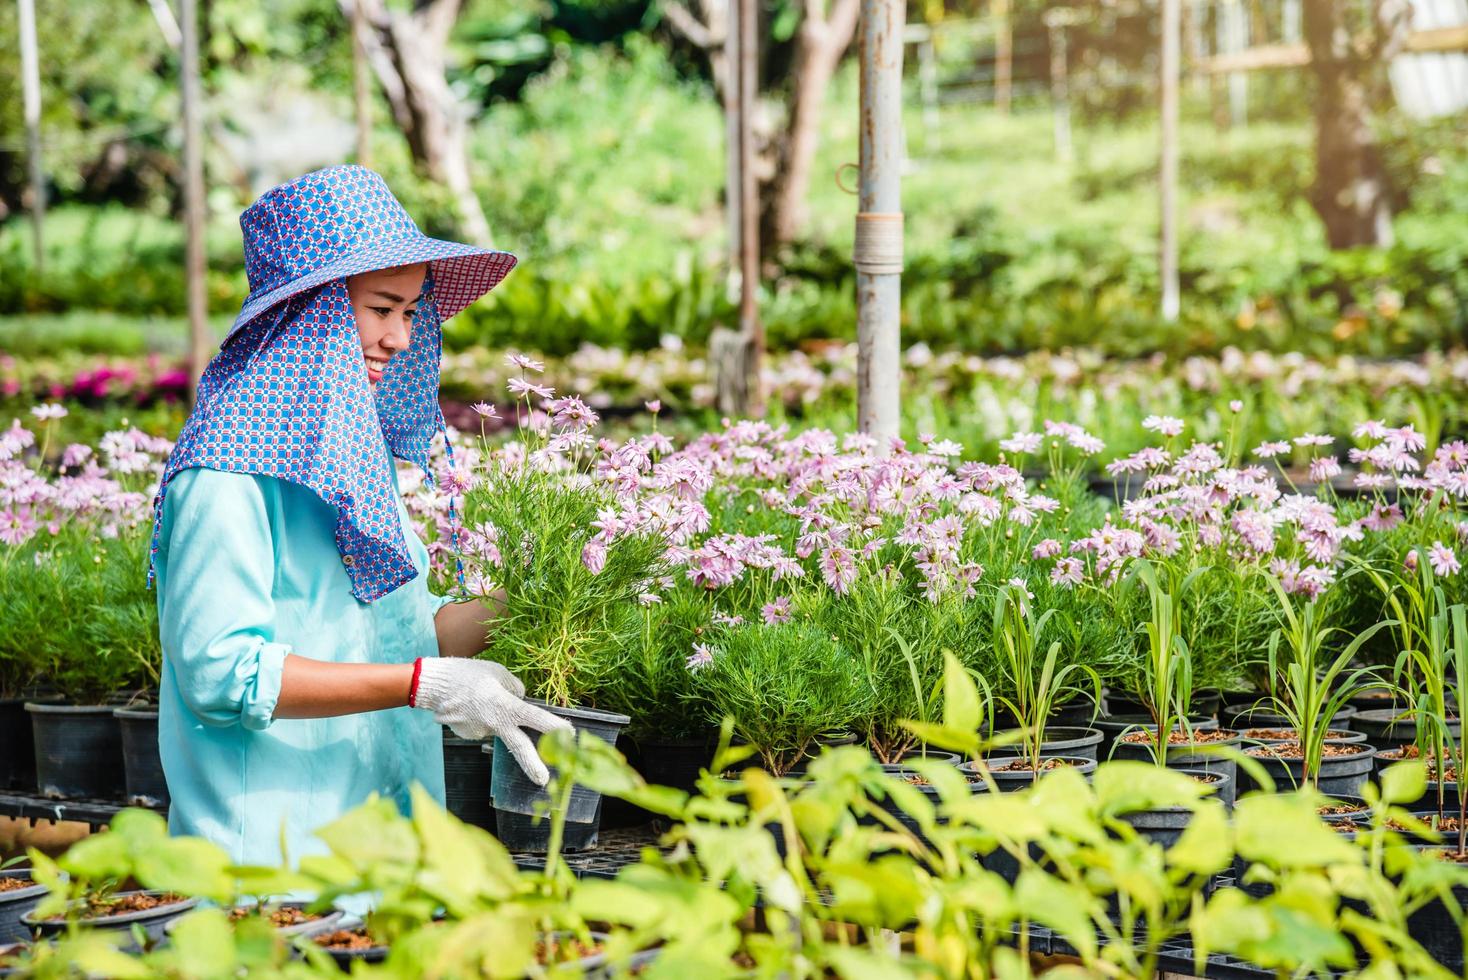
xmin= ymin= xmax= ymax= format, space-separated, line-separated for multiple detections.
xmin=133 ymin=836 xmax=234 ymax=902
xmin=899 ymin=720 xmax=980 ymax=757
xmin=821 ymin=945 xmax=911 ymax=980
xmin=411 ymin=784 xmax=519 ymax=912
xmin=1379 ymin=759 xmax=1427 ymax=806
xmin=1168 ymin=798 xmax=1233 ymax=876
xmin=313 ymin=794 xmax=419 ymax=868
xmin=1015 ymin=867 xmax=1097 ymax=959
xmin=1234 ymin=793 xmax=1360 ymax=869
xmin=157 ymin=908 xmax=237 ymax=976
xmin=1092 ymin=761 xmax=1210 ymax=815
xmin=941 ymin=651 xmax=981 ymax=737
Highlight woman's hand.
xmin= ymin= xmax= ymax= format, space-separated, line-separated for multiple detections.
xmin=411 ymin=658 xmax=572 ymax=785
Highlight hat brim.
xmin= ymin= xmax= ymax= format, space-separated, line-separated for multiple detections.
xmin=229 ymin=233 xmax=517 ymax=343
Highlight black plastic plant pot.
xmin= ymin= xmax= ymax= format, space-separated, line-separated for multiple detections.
xmin=167 ymin=901 xmax=344 ymax=939
xmin=0 ymin=699 xmax=37 ymax=792
xmin=1222 ymin=703 xmax=1357 ymax=731
xmin=1353 ymin=708 xmax=1458 ymax=751
xmin=0 ymin=941 xmax=26 ymax=979
xmin=1406 ymin=851 xmax=1468 ymax=974
xmin=1405 ymin=811 xmax=1468 ymax=846
xmin=0 ymin=871 xmax=46 ymax=945
xmin=1100 ymin=688 xmax=1148 ymax=717
xmin=539 ymin=931 xmax=612 ymax=973
xmin=25 ymin=703 xmax=125 ymax=800
xmin=989 ymin=727 xmax=1102 ymax=762
xmin=310 ymin=921 xmax=390 ymax=968
xmin=443 ymin=733 xmax=496 ymax=833
xmin=114 ymin=707 xmax=168 ymax=808
xmin=1108 ymin=730 xmax=1243 ymax=805
xmin=1041 ymin=692 xmax=1100 ymax=729
xmin=786 ymin=733 xmax=859 ymax=775
xmin=1424 ymin=781 xmax=1462 ymax=811
xmin=873 ymin=779 xmax=941 ymax=852
xmin=1192 ymin=688 xmax=1223 ymax=719
xmin=1346 ymin=686 xmax=1402 ymax=712
xmin=1117 ymin=769 xmax=1234 ymax=839
xmin=22 ymin=891 xmax=199 ymax=942
xmin=995 ymin=694 xmax=1099 ymax=732
xmin=957 ymin=755 xmax=1097 ymax=793
xmin=1239 ymin=726 xmax=1366 ymax=746
xmin=602 ymin=735 xmax=715 ymax=831
xmin=1373 ymin=746 xmax=1418 ymax=777
xmin=1116 ymin=769 xmax=1234 ymax=897
xmin=1092 ymin=714 xmax=1219 ymax=757
xmin=631 ymin=737 xmax=715 ymax=792
xmin=723 ymin=733 xmax=859 ymax=778
xmin=1218 ymin=688 xmax=1262 ymax=709
xmin=489 ymin=702 xmax=630 ymax=854
xmin=1239 ymin=743 xmax=1377 ymax=797
xmin=878 ymin=749 xmax=961 ymax=769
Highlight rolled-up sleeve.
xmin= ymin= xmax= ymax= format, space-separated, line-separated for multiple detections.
xmin=156 ymin=468 xmax=291 ymax=730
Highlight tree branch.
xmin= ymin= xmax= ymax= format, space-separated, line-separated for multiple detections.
xmin=663 ymin=0 xmax=720 ymax=50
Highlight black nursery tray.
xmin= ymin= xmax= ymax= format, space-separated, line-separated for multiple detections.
xmin=508 ymin=825 xmax=667 ymax=879
xmin=0 ymin=792 xmax=161 ymax=831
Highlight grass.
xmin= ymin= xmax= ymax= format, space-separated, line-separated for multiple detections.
xmin=0 ymin=311 xmax=225 ymax=357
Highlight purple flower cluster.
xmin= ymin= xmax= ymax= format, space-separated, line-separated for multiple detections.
xmin=0 ymin=415 xmax=171 ymax=547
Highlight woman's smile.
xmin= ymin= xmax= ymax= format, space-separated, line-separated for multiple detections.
xmin=364 ymin=354 xmax=391 ymax=383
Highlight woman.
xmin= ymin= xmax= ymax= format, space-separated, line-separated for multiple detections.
xmin=149 ymin=165 xmax=568 ymax=866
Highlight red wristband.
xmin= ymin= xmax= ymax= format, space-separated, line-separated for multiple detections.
xmin=408 ymin=657 xmax=424 ymax=708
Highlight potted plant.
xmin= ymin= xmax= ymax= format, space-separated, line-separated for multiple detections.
xmin=19 ymin=524 xmax=159 ymax=800
xmin=21 ymin=808 xmax=226 ymax=944
xmin=0 ymin=864 xmax=44 ymax=945
xmin=1361 ymin=560 xmax=1463 ymax=763
xmin=691 ymin=622 xmax=870 ymax=777
xmin=1240 ymin=571 xmax=1391 ymax=796
xmin=0 ymin=420 xmax=168 ymax=801
xmin=596 ymin=591 xmax=722 ymax=828
xmin=984 ymin=582 xmax=1102 ymax=768
xmin=1403 ymin=598 xmax=1468 ymax=837
xmin=457 ymin=372 xmax=674 ymax=852
xmin=1102 ymin=562 xmax=1239 ymax=790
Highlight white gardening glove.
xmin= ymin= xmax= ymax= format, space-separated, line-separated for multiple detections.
xmin=412 ymin=658 xmax=572 ymax=786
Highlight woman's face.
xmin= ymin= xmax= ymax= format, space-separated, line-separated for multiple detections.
xmin=346 ymin=263 xmax=427 ymax=385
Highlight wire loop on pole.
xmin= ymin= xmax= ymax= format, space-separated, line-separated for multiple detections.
xmin=853 ymin=212 xmax=904 ymax=274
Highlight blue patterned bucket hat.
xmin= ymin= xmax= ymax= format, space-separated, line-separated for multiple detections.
xmin=149 ymin=165 xmax=513 ymax=602
xmin=230 ymin=164 xmax=515 ymax=341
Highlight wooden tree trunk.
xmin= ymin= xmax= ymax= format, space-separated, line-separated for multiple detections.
xmin=347 ymin=0 xmax=494 ymax=245
xmin=993 ymin=0 xmax=1013 ymax=115
xmin=352 ymin=0 xmax=373 ymax=167
xmin=667 ymin=0 xmax=859 ymax=258
xmin=761 ymin=0 xmax=861 ymax=254
xmin=1301 ymin=0 xmax=1411 ymax=249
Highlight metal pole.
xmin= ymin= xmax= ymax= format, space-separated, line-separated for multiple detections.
xmin=1046 ymin=17 xmax=1073 ymax=165
xmin=737 ymin=0 xmax=763 ymax=416
xmin=17 ymin=0 xmax=44 ymax=275
xmin=725 ymin=0 xmax=742 ymax=301
xmin=855 ymin=0 xmax=904 ymax=447
xmin=352 ymin=0 xmax=373 ymax=167
xmin=1160 ymin=0 xmax=1181 ymax=323
xmin=181 ymin=0 xmax=210 ymax=399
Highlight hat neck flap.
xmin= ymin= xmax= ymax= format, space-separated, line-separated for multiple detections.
xmin=149 ymin=276 xmax=447 ymax=603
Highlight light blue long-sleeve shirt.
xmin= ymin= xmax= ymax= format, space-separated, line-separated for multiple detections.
xmin=153 ymin=466 xmax=452 ymax=867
